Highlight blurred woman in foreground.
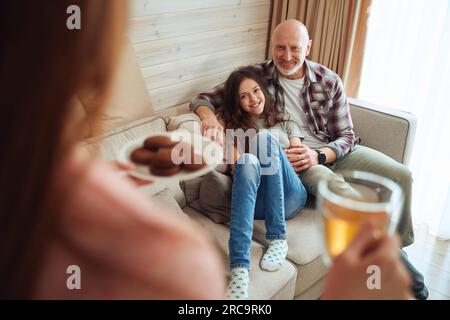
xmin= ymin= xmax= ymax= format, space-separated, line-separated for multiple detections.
xmin=0 ymin=0 xmax=226 ymax=299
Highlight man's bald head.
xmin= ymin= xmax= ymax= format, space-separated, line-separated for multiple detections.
xmin=272 ymin=20 xmax=310 ymax=46
xmin=271 ymin=20 xmax=312 ymax=79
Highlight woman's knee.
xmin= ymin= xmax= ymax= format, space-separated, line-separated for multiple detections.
xmin=235 ymin=153 xmax=260 ymax=176
xmin=236 ymin=153 xmax=259 ymax=165
xmin=286 ymin=186 xmax=307 ymax=218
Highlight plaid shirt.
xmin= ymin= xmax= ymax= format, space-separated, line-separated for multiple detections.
xmin=190 ymin=60 xmax=357 ymax=160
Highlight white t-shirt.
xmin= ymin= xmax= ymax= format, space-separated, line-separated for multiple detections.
xmin=279 ymin=76 xmax=327 ymax=149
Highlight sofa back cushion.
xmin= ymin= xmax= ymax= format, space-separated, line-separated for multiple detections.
xmin=190 ymin=171 xmax=232 ymax=224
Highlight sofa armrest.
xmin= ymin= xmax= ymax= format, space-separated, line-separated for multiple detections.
xmin=348 ymin=98 xmax=416 ymax=166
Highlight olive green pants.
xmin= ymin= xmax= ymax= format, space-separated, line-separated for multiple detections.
xmin=299 ymin=145 xmax=414 ymax=247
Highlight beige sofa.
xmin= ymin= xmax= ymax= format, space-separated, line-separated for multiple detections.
xmin=81 ymin=43 xmax=417 ymax=300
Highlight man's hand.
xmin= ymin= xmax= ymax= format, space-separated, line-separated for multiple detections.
xmin=196 ymin=106 xmax=224 ymax=146
xmin=285 ymin=145 xmax=318 ymax=172
xmin=201 ymin=116 xmax=224 ymax=146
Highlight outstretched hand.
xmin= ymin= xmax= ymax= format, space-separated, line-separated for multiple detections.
xmin=112 ymin=161 xmax=152 ymax=187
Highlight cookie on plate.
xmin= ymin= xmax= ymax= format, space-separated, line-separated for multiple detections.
xmin=144 ymin=135 xmax=179 ymax=151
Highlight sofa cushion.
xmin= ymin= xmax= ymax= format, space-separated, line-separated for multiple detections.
xmin=293 ymin=256 xmax=327 ymax=297
xmin=180 ymin=176 xmax=204 ymax=204
xmin=166 ymin=112 xmax=202 ymax=133
xmin=152 ymin=188 xmax=185 ymax=216
xmin=252 ymin=207 xmax=328 ymax=298
xmin=184 ymin=206 xmax=297 ymax=300
xmin=253 ymin=207 xmax=325 ymax=266
xmin=82 ymin=115 xmax=167 ymax=156
xmin=294 ymin=276 xmax=326 ymax=300
xmin=195 ymin=171 xmax=232 ymax=223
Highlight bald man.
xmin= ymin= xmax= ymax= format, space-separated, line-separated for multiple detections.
xmin=190 ymin=20 xmax=427 ymax=299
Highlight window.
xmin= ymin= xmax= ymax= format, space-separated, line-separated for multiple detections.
xmin=358 ymin=0 xmax=450 ymax=239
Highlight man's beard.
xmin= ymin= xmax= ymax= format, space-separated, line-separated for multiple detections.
xmin=274 ymin=60 xmax=302 ymax=77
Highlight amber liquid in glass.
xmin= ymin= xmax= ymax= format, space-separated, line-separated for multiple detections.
xmin=323 ymin=200 xmax=389 ymax=257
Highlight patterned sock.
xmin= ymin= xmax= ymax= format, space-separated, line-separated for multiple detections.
xmin=260 ymin=239 xmax=288 ymax=271
xmin=225 ymin=267 xmax=249 ymax=300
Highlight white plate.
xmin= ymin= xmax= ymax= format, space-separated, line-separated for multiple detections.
xmin=117 ymin=131 xmax=224 ymax=182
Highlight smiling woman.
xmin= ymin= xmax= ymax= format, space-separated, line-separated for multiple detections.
xmin=215 ymin=65 xmax=308 ymax=299
xmin=220 ymin=66 xmax=281 ymax=131
xmin=238 ymin=79 xmax=266 ymax=115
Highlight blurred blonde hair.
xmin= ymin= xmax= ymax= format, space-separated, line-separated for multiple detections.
xmin=0 ymin=0 xmax=127 ymax=298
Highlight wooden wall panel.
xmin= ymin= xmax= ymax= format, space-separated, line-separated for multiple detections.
xmin=149 ymin=71 xmax=232 ymax=111
xmin=128 ymin=0 xmax=272 ymax=113
xmin=141 ymin=43 xmax=267 ymax=90
xmin=129 ymin=2 xmax=271 ymax=43
xmin=131 ymin=0 xmax=269 ymax=17
xmin=133 ymin=23 xmax=268 ymax=68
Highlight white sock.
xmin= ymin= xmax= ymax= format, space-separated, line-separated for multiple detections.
xmin=225 ymin=267 xmax=249 ymax=300
xmin=260 ymin=239 xmax=288 ymax=271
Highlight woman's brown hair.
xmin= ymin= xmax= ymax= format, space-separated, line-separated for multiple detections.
xmin=219 ymin=66 xmax=285 ymax=131
xmin=0 ymin=0 xmax=127 ymax=298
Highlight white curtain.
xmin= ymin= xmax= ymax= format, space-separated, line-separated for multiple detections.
xmin=358 ymin=0 xmax=450 ymax=239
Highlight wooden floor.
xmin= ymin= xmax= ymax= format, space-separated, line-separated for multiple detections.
xmin=403 ymin=226 xmax=450 ymax=300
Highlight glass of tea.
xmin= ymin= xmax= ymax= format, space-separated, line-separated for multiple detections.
xmin=317 ymin=171 xmax=404 ymax=264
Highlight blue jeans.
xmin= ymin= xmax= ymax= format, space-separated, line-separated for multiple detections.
xmin=229 ymin=131 xmax=307 ymax=269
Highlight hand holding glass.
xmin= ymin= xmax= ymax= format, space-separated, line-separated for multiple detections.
xmin=317 ymin=171 xmax=404 ymax=261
